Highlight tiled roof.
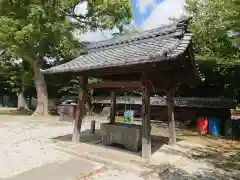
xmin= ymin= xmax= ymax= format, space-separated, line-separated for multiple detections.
xmin=42 ymin=19 xmax=196 ymax=74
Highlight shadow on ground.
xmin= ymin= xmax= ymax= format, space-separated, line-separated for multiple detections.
xmin=147 ymin=141 xmax=240 ymax=180
xmin=158 ymin=168 xmax=239 ymax=180
xmin=191 ymin=144 xmax=240 ymax=175
xmin=52 ymin=129 xmax=102 ymax=144
xmin=52 ymin=129 xmax=176 ymax=157
xmin=52 ymin=122 xmax=240 ymax=180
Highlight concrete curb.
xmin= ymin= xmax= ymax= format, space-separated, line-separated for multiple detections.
xmin=52 ymin=145 xmax=153 ymax=175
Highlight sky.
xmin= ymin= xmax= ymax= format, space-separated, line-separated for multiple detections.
xmin=80 ymin=0 xmax=186 ymax=42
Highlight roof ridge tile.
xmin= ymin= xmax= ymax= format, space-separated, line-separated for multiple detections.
xmin=86 ymin=19 xmax=189 ymax=50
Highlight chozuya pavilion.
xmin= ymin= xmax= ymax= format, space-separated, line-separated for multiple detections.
xmin=42 ymin=19 xmax=204 ymax=160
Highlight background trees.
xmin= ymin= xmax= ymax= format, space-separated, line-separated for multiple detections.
xmin=185 ymin=0 xmax=239 ymax=64
xmin=0 ymin=56 xmax=33 ymax=109
xmin=182 ymin=0 xmax=240 ymax=104
xmin=0 ymin=0 xmax=132 ymax=116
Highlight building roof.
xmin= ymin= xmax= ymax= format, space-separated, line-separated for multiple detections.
xmin=92 ymin=96 xmax=236 ymax=109
xmin=42 ymin=19 xmax=199 ymax=75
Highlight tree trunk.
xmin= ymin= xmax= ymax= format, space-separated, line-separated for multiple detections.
xmin=31 ymin=59 xmax=49 ymax=116
xmin=17 ymin=91 xmax=28 ymax=109
xmin=72 ymin=76 xmax=88 ymax=142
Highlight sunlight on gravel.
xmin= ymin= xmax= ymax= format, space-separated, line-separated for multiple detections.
xmin=0 ymin=118 xmax=81 ymax=178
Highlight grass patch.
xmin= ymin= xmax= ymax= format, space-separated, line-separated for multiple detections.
xmin=0 ymin=107 xmax=33 ymax=116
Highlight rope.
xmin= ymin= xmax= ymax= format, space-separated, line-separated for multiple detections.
xmin=149 ymin=80 xmax=157 ymax=96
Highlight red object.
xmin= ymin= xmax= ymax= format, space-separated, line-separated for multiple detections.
xmin=197 ymin=117 xmax=208 ymax=134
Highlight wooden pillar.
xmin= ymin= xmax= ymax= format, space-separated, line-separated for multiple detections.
xmin=90 ymin=120 xmax=96 ymax=135
xmin=141 ymin=72 xmax=151 ymax=160
xmin=110 ymin=90 xmax=116 ymax=124
xmin=166 ymin=89 xmax=176 ymax=145
xmin=72 ymin=76 xmax=88 ymax=142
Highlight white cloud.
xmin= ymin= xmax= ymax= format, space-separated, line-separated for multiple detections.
xmin=77 ymin=29 xmax=121 ymax=42
xmin=143 ymin=0 xmax=186 ymax=30
xmin=73 ymin=2 xmax=135 ymax=42
xmin=75 ymin=1 xmax=88 ymax=16
xmin=80 ymin=30 xmax=112 ymax=42
xmin=136 ymin=0 xmax=157 ymax=14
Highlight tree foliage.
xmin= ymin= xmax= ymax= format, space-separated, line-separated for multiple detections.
xmin=0 ymin=57 xmax=33 ymax=94
xmin=69 ymin=0 xmax=132 ymax=33
xmin=176 ymin=62 xmax=240 ymax=101
xmin=224 ymin=0 xmax=240 ymax=44
xmin=0 ymin=0 xmax=132 ymax=115
xmin=0 ymin=0 xmax=132 ymax=60
xmin=185 ymin=0 xmax=240 ymax=64
xmin=122 ymin=26 xmax=141 ymax=35
xmin=170 ymin=1 xmax=240 ymax=103
xmin=0 ymin=0 xmax=84 ymax=61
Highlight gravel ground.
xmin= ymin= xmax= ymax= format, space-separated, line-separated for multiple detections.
xmin=1 ymin=115 xmax=237 ymax=180
xmin=157 ymin=152 xmax=239 ymax=180
xmin=0 ymin=117 xmax=87 ymax=178
xmin=78 ymin=167 xmax=148 ymax=180
xmin=0 ymin=116 xmax=148 ymax=180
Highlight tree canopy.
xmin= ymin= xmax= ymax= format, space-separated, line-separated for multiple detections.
xmin=185 ymin=0 xmax=240 ymax=64
xmin=182 ymin=0 xmax=240 ymax=102
xmin=0 ymin=0 xmax=133 ymax=115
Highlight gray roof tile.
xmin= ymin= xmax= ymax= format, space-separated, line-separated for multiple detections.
xmin=42 ymin=20 xmax=196 ymax=74
xmin=93 ymin=96 xmax=236 ymax=109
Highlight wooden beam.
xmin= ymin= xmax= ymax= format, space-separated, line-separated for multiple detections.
xmin=72 ymin=76 xmax=88 ymax=142
xmin=166 ymin=89 xmax=176 ymax=145
xmin=87 ymin=81 xmax=141 ymax=89
xmin=87 ymin=81 xmax=164 ymax=92
xmin=141 ymin=72 xmax=151 ymax=160
xmin=110 ymin=90 xmax=116 ymax=124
